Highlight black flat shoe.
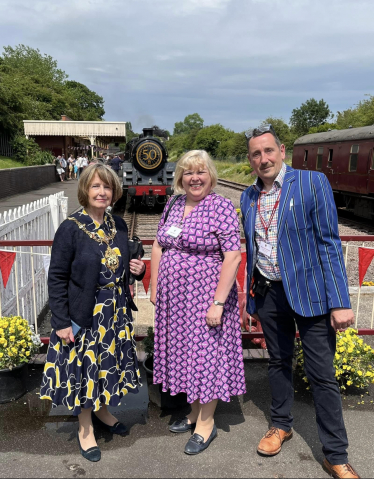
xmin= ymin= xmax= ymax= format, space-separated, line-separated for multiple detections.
xmin=76 ymin=430 xmax=101 ymax=462
xmin=184 ymin=424 xmax=217 ymax=455
xmin=169 ymin=417 xmax=196 ymax=434
xmin=92 ymin=412 xmax=128 ymax=435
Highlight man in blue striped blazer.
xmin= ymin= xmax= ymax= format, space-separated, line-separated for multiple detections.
xmin=240 ymin=125 xmax=359 ymax=479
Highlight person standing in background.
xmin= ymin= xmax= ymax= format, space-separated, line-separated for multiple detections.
xmin=76 ymin=155 xmax=84 ymax=179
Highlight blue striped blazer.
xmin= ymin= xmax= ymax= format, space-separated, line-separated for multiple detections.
xmin=240 ymin=165 xmax=351 ymax=317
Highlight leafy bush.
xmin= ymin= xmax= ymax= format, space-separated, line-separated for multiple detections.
xmin=0 ymin=316 xmax=42 ymax=370
xmin=25 ymin=149 xmax=54 ymax=166
xmin=11 ymin=134 xmax=54 ymax=165
xmin=142 ymin=327 xmax=154 ymax=358
xmin=295 ymin=328 xmax=374 ymax=392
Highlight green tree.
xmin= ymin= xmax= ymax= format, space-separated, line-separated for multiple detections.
xmin=64 ymin=81 xmax=104 ymax=120
xmin=336 ymin=95 xmax=374 ymax=129
xmin=290 ymin=98 xmax=332 ymax=136
xmin=193 ymin=124 xmax=232 ymax=157
xmin=0 ymin=44 xmax=105 ymax=137
xmin=173 ymin=113 xmax=204 ymax=135
xmin=308 ymin=122 xmax=339 ymax=134
xmin=228 ymin=132 xmax=248 ymax=160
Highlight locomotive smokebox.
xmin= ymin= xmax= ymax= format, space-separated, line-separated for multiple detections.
xmin=142 ymin=128 xmax=154 ymax=137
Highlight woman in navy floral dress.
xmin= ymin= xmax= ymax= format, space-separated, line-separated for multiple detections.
xmin=40 ymin=164 xmax=145 ymax=462
xmin=151 ymin=150 xmax=246 ymax=455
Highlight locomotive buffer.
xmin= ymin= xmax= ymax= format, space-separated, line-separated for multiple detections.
xmin=122 ymin=127 xmax=175 ymax=208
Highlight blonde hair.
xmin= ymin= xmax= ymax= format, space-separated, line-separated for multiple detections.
xmin=173 ymin=150 xmax=218 ymax=194
xmin=77 ymin=163 xmax=123 ymax=207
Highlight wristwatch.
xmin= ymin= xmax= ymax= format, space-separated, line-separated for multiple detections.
xmin=213 ymin=300 xmax=225 ymax=307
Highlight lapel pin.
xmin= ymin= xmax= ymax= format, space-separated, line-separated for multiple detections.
xmin=250 ymin=202 xmax=255 ymax=207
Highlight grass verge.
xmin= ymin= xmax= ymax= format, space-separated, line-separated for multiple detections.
xmin=0 ymin=156 xmax=25 ymax=169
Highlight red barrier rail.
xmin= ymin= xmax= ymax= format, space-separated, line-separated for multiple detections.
xmin=2 ymin=237 xmax=374 ymax=345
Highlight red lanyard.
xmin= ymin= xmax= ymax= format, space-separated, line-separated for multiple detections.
xmin=257 ymin=189 xmax=281 ymax=239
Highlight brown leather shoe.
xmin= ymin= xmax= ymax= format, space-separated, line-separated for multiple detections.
xmin=322 ymin=459 xmax=360 ymax=478
xmin=257 ymin=427 xmax=293 ymax=456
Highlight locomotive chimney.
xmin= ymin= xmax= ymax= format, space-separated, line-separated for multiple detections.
xmin=143 ymin=128 xmax=154 ymax=137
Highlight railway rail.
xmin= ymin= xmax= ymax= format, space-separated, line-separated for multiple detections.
xmin=217 ymin=178 xmax=248 ymax=191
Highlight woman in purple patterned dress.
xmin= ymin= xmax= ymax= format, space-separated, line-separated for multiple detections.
xmin=151 ymin=150 xmax=246 ymax=455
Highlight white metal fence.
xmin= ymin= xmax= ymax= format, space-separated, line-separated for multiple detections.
xmin=0 ymin=193 xmax=68 ymax=331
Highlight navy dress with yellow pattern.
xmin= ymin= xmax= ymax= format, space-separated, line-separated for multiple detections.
xmin=40 ymin=210 xmax=141 ymax=415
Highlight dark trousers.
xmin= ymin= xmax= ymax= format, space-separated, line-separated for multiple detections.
xmin=255 ymin=272 xmax=349 ymax=465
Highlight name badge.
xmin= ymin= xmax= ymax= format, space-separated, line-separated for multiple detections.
xmin=166 ymin=225 xmax=182 ymax=238
xmin=259 ymin=241 xmax=272 ymax=258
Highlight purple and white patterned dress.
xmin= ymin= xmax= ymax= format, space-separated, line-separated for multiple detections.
xmin=154 ymin=192 xmax=246 ymax=404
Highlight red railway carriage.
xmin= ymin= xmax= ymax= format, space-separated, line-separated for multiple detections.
xmin=292 ymin=125 xmax=374 ymax=218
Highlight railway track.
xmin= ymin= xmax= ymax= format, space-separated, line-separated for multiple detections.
xmin=337 ymin=209 xmax=374 ymax=233
xmin=217 ymin=179 xmax=248 ymax=191
xmin=123 ymin=208 xmax=163 ymax=256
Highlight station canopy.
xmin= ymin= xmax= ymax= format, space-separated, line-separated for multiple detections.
xmin=23 ymin=119 xmax=127 ymax=144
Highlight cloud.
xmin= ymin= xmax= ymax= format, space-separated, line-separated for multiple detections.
xmin=0 ymin=0 xmax=374 ymax=132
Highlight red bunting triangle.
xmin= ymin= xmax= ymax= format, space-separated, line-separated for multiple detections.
xmin=0 ymin=251 xmax=16 ymax=288
xmin=236 ymin=252 xmax=247 ymax=292
xmin=358 ymin=247 xmax=374 ymax=286
xmin=142 ymin=259 xmax=151 ymax=295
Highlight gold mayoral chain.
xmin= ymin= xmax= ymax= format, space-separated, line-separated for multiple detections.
xmin=68 ymin=214 xmax=120 ymax=273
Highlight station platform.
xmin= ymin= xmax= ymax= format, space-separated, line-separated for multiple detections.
xmin=0 ymin=178 xmax=81 ymax=216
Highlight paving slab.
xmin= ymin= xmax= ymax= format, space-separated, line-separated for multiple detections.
xmin=0 ymin=361 xmax=373 ymax=479
xmin=0 ymin=179 xmax=81 ymax=216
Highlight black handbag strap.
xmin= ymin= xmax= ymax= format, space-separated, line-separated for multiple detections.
xmin=163 ymin=194 xmax=182 ymax=224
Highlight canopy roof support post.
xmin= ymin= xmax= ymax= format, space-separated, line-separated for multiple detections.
xmin=90 ymin=136 xmax=96 ymax=158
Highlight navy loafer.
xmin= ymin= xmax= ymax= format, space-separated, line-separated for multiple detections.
xmin=184 ymin=424 xmax=217 ymax=455
xmin=92 ymin=412 xmax=128 ymax=435
xmin=169 ymin=417 xmax=196 ymax=434
xmin=76 ymin=430 xmax=101 ymax=462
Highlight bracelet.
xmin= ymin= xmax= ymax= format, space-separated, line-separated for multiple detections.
xmin=213 ymin=300 xmax=224 ymax=307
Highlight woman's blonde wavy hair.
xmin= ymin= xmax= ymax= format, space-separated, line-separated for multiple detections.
xmin=173 ymin=150 xmax=218 ymax=194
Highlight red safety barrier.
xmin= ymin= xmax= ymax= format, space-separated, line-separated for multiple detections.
xmin=1 ymin=236 xmax=374 ymax=346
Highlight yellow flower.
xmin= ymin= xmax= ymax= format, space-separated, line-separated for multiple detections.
xmin=0 ymin=353 xmax=3 ymax=358
xmin=9 ymin=335 xmax=15 ymax=341
xmin=357 ymin=371 xmax=363 ymax=376
xmin=335 ymin=353 xmax=340 ymax=360
xmin=347 ymin=381 xmax=352 ymax=386
xmin=25 ymin=351 xmax=30 ymax=356
xmin=339 ymin=347 xmax=345 ymax=353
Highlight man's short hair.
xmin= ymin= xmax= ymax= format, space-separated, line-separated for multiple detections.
xmin=245 ymin=124 xmax=281 ymax=150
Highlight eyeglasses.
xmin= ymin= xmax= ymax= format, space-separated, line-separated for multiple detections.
xmin=245 ymin=124 xmax=276 ymax=140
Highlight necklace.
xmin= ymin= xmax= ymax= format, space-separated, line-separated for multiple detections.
xmin=68 ymin=213 xmax=120 ymax=273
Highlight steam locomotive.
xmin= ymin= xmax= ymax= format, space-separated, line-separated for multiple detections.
xmin=122 ymin=126 xmax=176 ymax=208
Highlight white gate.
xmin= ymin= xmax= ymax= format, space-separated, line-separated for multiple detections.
xmin=0 ymin=192 xmax=68 ymax=331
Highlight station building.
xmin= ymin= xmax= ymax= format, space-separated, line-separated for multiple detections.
xmin=23 ymin=115 xmax=127 ymax=158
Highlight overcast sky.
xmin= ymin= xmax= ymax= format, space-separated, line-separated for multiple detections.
xmin=1 ymin=0 xmax=374 ymax=133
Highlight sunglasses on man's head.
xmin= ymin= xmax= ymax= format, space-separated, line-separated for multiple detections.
xmin=245 ymin=124 xmax=276 ymax=140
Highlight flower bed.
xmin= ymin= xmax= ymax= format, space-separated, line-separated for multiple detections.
xmin=0 ymin=316 xmax=42 ymax=370
xmin=295 ymin=328 xmax=374 ymax=392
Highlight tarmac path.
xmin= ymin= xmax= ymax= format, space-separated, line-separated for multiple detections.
xmin=0 ymin=362 xmax=373 ymax=478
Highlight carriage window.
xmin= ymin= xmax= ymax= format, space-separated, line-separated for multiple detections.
xmin=327 ymin=149 xmax=333 ymax=168
xmin=304 ymin=150 xmax=308 ymax=165
xmin=371 ymin=150 xmax=374 ymax=170
xmin=316 ymin=147 xmax=323 ymax=170
xmin=349 ymin=144 xmax=359 ymax=172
